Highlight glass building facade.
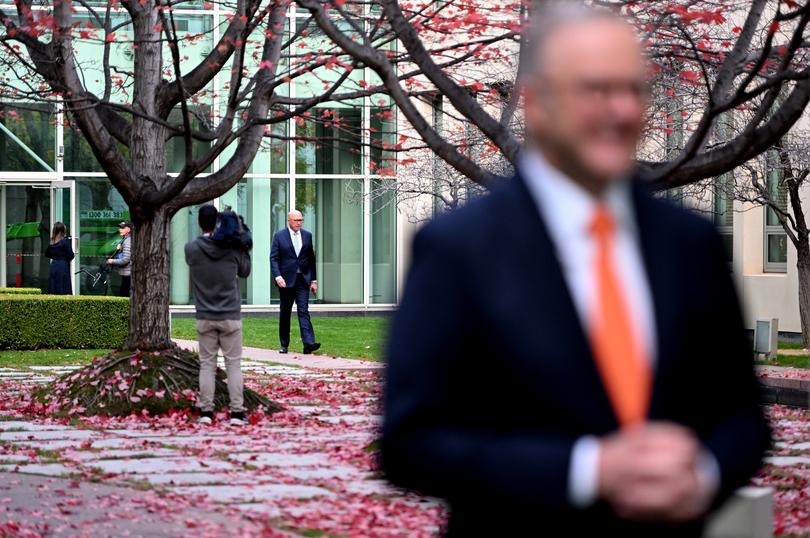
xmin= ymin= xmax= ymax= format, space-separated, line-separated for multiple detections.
xmin=0 ymin=4 xmax=398 ymax=306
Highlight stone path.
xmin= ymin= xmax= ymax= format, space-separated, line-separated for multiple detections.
xmin=0 ymin=473 xmax=268 ymax=537
xmin=0 ymin=361 xmax=443 ymax=537
xmin=173 ymin=338 xmax=383 ymax=370
xmin=1 ymin=354 xmax=808 ymax=536
xmin=778 ymin=348 xmax=810 ymax=357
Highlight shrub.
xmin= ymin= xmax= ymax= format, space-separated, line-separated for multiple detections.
xmin=0 ymin=295 xmax=128 ymax=350
xmin=0 ymin=288 xmax=42 ymax=295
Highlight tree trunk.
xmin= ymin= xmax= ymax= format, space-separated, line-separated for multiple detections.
xmin=125 ymin=206 xmax=172 ymax=350
xmin=796 ymin=239 xmax=810 ymax=349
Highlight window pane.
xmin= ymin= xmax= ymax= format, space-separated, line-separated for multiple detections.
xmin=713 ymin=175 xmax=733 ymax=227
xmin=216 ymin=178 xmax=289 ymax=305
xmin=370 ymin=104 xmax=397 ymax=175
xmin=296 ymin=178 xmax=363 ymax=303
xmin=296 ymin=108 xmax=362 ymax=175
xmin=166 ymin=107 xmax=213 ymax=173
xmin=370 ymin=179 xmax=397 ymax=303
xmin=0 ymin=104 xmax=55 ymax=172
xmin=222 ymin=180 xmax=254 ymax=305
xmin=64 ymin=122 xmax=132 ymax=172
xmin=76 ymin=178 xmax=129 ymax=296
xmin=254 ymin=178 xmax=290 ymax=304
xmin=767 ymin=233 xmax=788 ymax=265
xmin=170 ymin=205 xmax=201 ymax=305
xmin=4 ymin=186 xmax=50 ymax=290
xmin=719 ymin=233 xmax=733 ymax=264
xmin=766 ymin=150 xmax=788 ymax=226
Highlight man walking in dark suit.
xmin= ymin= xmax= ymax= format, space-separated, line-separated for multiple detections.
xmin=382 ymin=4 xmax=770 ymax=537
xmin=271 ymin=210 xmax=320 ymax=354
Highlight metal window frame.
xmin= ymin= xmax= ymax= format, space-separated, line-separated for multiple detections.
xmin=0 ymin=8 xmax=399 ymax=308
xmin=763 ymin=224 xmax=788 ymax=273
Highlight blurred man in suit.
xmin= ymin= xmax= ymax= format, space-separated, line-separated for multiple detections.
xmin=271 ymin=210 xmax=320 ymax=354
xmin=382 ymin=3 xmax=770 ymax=536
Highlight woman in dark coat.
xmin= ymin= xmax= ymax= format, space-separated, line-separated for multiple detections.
xmin=45 ymin=222 xmax=74 ymax=295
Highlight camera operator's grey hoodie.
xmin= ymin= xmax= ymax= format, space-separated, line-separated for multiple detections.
xmin=184 ymin=236 xmax=251 ymax=320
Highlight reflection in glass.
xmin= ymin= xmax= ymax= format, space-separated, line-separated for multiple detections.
xmin=713 ymin=174 xmax=733 ymax=264
xmin=166 ymin=106 xmax=213 ymax=173
xmin=767 ymin=233 xmax=788 ymax=265
xmin=76 ymin=179 xmax=129 ymax=296
xmin=370 ymin=179 xmax=397 ymax=303
xmin=296 ymin=178 xmax=363 ymax=304
xmin=296 ymin=108 xmax=362 ymax=175
xmin=65 ymin=122 xmax=131 ymax=172
xmin=219 ymin=178 xmax=289 ymax=304
xmin=4 ymin=186 xmax=50 ymax=290
xmin=0 ymin=104 xmax=55 ymax=172
xmin=370 ymin=106 xmax=397 ymax=175
xmin=170 ymin=205 xmax=201 ymax=305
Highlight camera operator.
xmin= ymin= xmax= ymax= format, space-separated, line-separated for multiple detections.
xmin=185 ymin=205 xmax=251 ymax=426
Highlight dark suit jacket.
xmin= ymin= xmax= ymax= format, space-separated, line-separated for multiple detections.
xmin=270 ymin=228 xmax=317 ymax=288
xmin=382 ymin=172 xmax=770 ymax=537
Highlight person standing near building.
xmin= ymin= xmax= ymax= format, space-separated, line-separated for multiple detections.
xmin=382 ymin=4 xmax=769 ymax=536
xmin=107 ymin=221 xmax=132 ymax=297
xmin=185 ymin=205 xmax=251 ymax=426
xmin=45 ymin=222 xmax=74 ymax=295
xmin=270 ymin=210 xmax=320 ymax=354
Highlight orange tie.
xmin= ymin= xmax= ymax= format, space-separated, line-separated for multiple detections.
xmin=589 ymin=205 xmax=651 ymax=428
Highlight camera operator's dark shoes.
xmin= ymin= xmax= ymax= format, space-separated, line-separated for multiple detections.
xmin=303 ymin=342 xmax=321 ymax=354
xmin=229 ymin=411 xmax=246 ymax=427
xmin=279 ymin=346 xmax=288 ymax=354
xmin=198 ymin=411 xmax=214 ymax=425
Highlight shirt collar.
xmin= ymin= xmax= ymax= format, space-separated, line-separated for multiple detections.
xmin=519 ymin=149 xmax=637 ymax=239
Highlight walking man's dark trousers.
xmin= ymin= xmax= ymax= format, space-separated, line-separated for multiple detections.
xmin=271 ymin=227 xmax=317 ymax=350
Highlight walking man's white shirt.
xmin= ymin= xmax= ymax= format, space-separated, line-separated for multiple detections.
xmin=519 ymin=149 xmax=717 ymax=507
xmin=289 ymin=228 xmax=302 ymax=257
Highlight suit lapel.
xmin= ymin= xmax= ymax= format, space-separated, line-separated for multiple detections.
xmin=283 ymin=229 xmax=298 ymax=258
xmin=508 ymin=173 xmax=618 ymax=430
xmin=631 ymin=183 xmax=680 ymax=418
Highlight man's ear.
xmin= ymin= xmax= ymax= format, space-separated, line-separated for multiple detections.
xmin=522 ymin=81 xmax=549 ymax=139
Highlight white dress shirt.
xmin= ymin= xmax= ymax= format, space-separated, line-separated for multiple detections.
xmin=519 ymin=150 xmax=717 ymax=508
xmin=289 ymin=227 xmax=302 ymax=257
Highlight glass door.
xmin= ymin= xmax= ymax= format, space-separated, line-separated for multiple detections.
xmin=2 ymin=184 xmax=52 ymax=290
xmin=51 ymin=181 xmax=76 ymax=293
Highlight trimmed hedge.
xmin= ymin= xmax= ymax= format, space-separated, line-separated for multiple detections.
xmin=0 ymin=295 xmax=128 ymax=350
xmin=0 ymin=288 xmax=42 ymax=295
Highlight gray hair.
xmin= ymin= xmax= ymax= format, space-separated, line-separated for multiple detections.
xmin=522 ymin=2 xmax=628 ymax=79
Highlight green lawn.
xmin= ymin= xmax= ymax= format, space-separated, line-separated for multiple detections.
xmin=0 ymin=349 xmax=107 ymax=369
xmin=755 ymin=354 xmax=810 ymax=369
xmin=778 ymin=341 xmax=807 ymax=350
xmin=172 ymin=316 xmax=388 ymax=360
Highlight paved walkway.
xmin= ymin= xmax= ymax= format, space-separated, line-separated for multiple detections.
xmin=0 ymin=362 xmax=441 ymax=537
xmin=1 ymin=360 xmax=809 ymax=535
xmin=0 ymin=473 xmax=267 ymax=537
xmin=756 ymin=364 xmax=810 ymax=379
xmin=173 ymin=338 xmax=383 ymax=370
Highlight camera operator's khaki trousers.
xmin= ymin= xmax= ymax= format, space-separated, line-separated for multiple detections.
xmin=197 ymin=319 xmax=245 ymax=413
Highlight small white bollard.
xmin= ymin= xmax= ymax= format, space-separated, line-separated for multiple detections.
xmin=754 ymin=318 xmax=779 ymax=360
xmin=704 ymin=487 xmax=773 ymax=538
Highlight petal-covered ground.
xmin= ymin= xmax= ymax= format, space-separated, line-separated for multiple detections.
xmin=0 ymin=362 xmax=807 ymax=537
xmin=0 ymin=362 xmax=444 ymax=537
